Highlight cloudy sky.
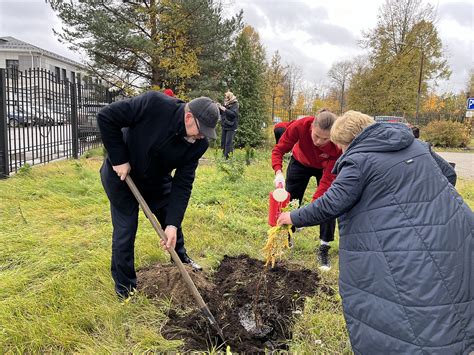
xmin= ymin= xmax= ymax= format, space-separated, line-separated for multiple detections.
xmin=1 ymin=0 xmax=472 ymax=93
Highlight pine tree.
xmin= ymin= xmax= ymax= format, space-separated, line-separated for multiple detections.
xmin=225 ymin=26 xmax=268 ymax=147
xmin=47 ymin=0 xmax=241 ymax=95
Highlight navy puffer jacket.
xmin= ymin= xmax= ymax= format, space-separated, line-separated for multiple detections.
xmin=291 ymin=123 xmax=473 ymax=354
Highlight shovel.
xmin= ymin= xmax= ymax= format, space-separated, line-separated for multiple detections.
xmin=124 ymin=175 xmax=226 ymax=342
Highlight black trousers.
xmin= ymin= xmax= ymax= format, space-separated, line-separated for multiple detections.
xmin=221 ymin=129 xmax=236 ymax=158
xmin=110 ymin=195 xmax=186 ymax=297
xmin=274 ymin=127 xmax=286 ymax=144
xmin=286 ymin=157 xmax=336 ymax=242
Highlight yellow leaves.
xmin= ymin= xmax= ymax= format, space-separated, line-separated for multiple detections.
xmin=422 ymin=92 xmax=445 ymax=112
xmin=294 ymin=92 xmax=306 ymax=113
xmin=262 ymin=225 xmax=293 ymax=269
xmin=144 ymin=0 xmax=199 ymax=83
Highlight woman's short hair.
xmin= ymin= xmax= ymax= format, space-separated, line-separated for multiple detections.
xmin=313 ymin=110 xmax=337 ymax=131
xmin=330 ymin=110 xmax=375 ymax=146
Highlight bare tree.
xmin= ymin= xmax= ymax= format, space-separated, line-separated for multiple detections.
xmin=328 ymin=60 xmax=353 ymax=114
xmin=282 ymin=63 xmax=302 ymax=119
xmin=466 ymin=68 xmax=474 ymax=96
xmin=363 ymin=0 xmax=436 ymax=56
xmin=267 ymin=51 xmax=287 ymax=121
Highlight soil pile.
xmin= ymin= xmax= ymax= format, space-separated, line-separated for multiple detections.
xmin=138 ymin=255 xmax=331 ymax=352
xmin=138 ymin=263 xmax=214 ymax=307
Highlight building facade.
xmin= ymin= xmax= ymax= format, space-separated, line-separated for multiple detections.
xmin=0 ymin=36 xmax=87 ymax=84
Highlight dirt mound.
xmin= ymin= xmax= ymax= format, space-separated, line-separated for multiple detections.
xmin=138 ymin=255 xmax=331 ymax=352
xmin=138 ymin=263 xmax=214 ymax=307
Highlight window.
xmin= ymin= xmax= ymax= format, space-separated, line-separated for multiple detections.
xmin=55 ymin=66 xmax=60 ymax=82
xmin=71 ymin=71 xmax=76 ymax=83
xmin=6 ymin=59 xmax=19 ymax=74
xmin=62 ymin=68 xmax=67 ymax=81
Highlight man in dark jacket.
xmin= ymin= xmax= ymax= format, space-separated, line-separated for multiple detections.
xmin=218 ymin=91 xmax=239 ymax=159
xmin=98 ymin=91 xmax=219 ymax=299
xmin=278 ymin=111 xmax=473 ymax=354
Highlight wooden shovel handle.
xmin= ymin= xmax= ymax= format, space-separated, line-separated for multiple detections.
xmin=124 ymin=175 xmax=223 ymax=335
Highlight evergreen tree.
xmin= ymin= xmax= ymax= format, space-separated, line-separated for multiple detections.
xmin=225 ymin=26 xmax=267 ymax=147
xmin=46 ymin=0 xmax=241 ymax=96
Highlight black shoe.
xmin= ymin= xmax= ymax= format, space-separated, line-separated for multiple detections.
xmin=317 ymin=244 xmax=331 ymax=271
xmin=173 ymin=253 xmax=203 ymax=271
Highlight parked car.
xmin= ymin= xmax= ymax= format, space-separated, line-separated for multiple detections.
xmin=49 ymin=109 xmax=68 ymax=125
xmin=7 ymin=106 xmax=34 ymax=127
xmin=29 ymin=106 xmax=55 ymax=126
xmin=78 ymin=102 xmax=108 ymax=126
xmin=374 ymin=116 xmax=419 ymax=138
xmin=49 ymin=104 xmax=72 ymax=125
xmin=374 ymin=115 xmax=411 ymax=126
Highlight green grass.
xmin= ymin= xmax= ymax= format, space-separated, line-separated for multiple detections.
xmin=1 ymin=147 xmax=472 ymax=353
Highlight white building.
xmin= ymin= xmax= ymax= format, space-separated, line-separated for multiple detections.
xmin=0 ymin=36 xmax=86 ymax=83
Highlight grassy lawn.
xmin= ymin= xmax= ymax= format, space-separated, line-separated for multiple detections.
xmin=1 ymin=147 xmax=472 ymax=353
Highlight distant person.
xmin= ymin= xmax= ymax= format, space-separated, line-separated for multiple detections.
xmin=411 ymin=125 xmax=420 ymax=138
xmin=278 ymin=111 xmax=472 ymax=354
xmin=272 ymin=109 xmax=341 ymax=270
xmin=98 ymin=91 xmax=219 ymax=300
xmin=163 ymin=88 xmax=175 ymax=97
xmin=218 ymin=91 xmax=239 ymax=159
xmin=273 ymin=120 xmax=293 ymax=144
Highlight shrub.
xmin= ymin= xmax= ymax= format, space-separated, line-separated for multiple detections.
xmin=245 ymin=145 xmax=255 ymax=166
xmin=215 ymin=150 xmax=245 ymax=182
xmin=422 ymin=120 xmax=470 ymax=148
xmin=17 ymin=163 xmax=32 ymax=176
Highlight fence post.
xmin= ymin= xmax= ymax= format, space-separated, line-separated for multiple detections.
xmin=70 ymin=82 xmax=79 ymax=159
xmin=0 ymin=69 xmax=9 ymax=178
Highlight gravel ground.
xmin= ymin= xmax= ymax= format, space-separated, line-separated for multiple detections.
xmin=436 ymin=152 xmax=474 ymax=180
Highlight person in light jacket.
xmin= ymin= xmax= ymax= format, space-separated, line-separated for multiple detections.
xmin=278 ymin=110 xmax=473 ymax=354
xmin=218 ymin=91 xmax=239 ymax=159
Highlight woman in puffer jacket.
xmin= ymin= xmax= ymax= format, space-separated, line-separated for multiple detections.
xmin=278 ymin=110 xmax=473 ymax=354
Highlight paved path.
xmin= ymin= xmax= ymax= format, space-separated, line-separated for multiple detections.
xmin=436 ymin=152 xmax=474 ymax=180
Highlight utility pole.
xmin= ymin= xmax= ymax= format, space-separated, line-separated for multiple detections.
xmin=415 ymin=50 xmax=424 ymax=122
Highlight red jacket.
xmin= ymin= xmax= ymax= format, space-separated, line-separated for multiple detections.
xmin=271 ymin=116 xmax=342 ymax=200
xmin=274 ymin=121 xmax=293 ymax=130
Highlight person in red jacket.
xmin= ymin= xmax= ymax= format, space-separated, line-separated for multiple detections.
xmin=163 ymin=88 xmax=175 ymax=97
xmin=272 ymin=110 xmax=341 ymax=270
xmin=274 ymin=120 xmax=293 ymax=144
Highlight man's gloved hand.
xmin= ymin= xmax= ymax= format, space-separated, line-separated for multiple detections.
xmin=274 ymin=170 xmax=285 ymax=188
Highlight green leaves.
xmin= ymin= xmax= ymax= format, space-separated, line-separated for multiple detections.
xmin=46 ymin=0 xmax=242 ymax=95
xmin=226 ymin=26 xmax=267 ymax=148
xmin=347 ymin=0 xmax=450 ymax=116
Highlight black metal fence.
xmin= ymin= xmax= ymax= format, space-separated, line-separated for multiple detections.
xmin=0 ymin=68 xmax=117 ymax=177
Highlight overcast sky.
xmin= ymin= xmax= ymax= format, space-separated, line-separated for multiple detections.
xmin=1 ymin=0 xmax=472 ymax=93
